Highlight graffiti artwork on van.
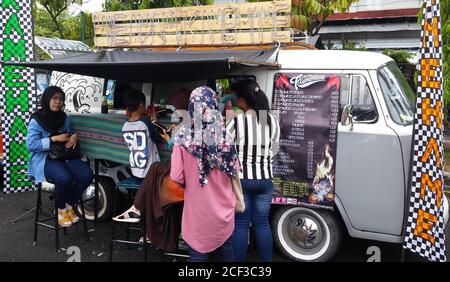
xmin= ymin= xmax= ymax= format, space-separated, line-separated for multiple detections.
xmin=310 ymin=145 xmax=335 ymax=204
xmin=50 ymin=71 xmax=104 ymax=114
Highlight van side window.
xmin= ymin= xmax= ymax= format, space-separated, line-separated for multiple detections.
xmin=349 ymin=75 xmax=377 ymax=123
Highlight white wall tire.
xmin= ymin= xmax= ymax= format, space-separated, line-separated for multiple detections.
xmin=76 ymin=176 xmax=114 ymax=222
xmin=272 ymin=206 xmax=343 ymax=262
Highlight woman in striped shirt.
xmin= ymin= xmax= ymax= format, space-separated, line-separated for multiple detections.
xmin=227 ymin=79 xmax=280 ymax=262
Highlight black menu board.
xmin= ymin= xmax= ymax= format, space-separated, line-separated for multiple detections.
xmin=272 ymin=73 xmax=340 ymax=210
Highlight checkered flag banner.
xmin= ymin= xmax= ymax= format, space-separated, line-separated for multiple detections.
xmin=0 ymin=1 xmax=37 ymax=193
xmin=403 ymin=0 xmax=446 ymax=262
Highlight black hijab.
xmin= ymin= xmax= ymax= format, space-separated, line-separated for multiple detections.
xmin=31 ymin=86 xmax=67 ymax=133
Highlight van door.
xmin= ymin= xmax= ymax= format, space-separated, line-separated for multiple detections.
xmin=336 ymin=71 xmax=405 ymax=236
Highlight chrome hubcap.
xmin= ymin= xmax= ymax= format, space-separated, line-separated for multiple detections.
xmin=283 ymin=210 xmax=326 ymax=255
xmin=80 ymin=184 xmax=105 ymax=217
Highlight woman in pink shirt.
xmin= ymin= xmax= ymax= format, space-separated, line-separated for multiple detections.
xmin=171 ymin=86 xmax=240 ymax=262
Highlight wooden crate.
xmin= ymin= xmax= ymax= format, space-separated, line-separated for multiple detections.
xmin=93 ymin=0 xmax=293 ymax=48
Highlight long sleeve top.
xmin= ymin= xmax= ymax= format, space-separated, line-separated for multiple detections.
xmin=26 ymin=116 xmax=73 ymax=183
xmin=170 ymin=144 xmax=235 ymax=253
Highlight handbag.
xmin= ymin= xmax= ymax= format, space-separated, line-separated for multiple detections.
xmin=231 ymin=173 xmax=245 ymax=213
xmin=48 ymin=135 xmax=81 ymax=161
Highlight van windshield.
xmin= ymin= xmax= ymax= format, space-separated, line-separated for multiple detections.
xmin=378 ymin=63 xmax=415 ymax=125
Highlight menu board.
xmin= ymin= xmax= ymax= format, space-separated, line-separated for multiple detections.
xmin=272 ymin=73 xmax=340 ymax=209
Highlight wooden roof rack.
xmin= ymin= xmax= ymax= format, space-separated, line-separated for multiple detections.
xmin=93 ymin=0 xmax=297 ymax=48
xmin=98 ymin=42 xmax=316 ymax=52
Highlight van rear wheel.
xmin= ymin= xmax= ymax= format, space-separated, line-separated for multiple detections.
xmin=272 ymin=206 xmax=343 ymax=262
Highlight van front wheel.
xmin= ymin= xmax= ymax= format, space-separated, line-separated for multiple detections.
xmin=272 ymin=206 xmax=343 ymax=262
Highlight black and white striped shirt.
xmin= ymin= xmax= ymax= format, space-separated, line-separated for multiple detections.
xmin=227 ymin=111 xmax=280 ymax=180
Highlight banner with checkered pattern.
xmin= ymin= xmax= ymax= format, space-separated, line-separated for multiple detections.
xmin=1 ymin=1 xmax=37 ymax=193
xmin=403 ymin=0 xmax=446 ymax=262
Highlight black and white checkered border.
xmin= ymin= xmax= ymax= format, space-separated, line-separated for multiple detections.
xmin=403 ymin=0 xmax=446 ymax=262
xmin=405 ymin=90 xmax=446 ymax=261
xmin=1 ymin=1 xmax=37 ymax=193
xmin=419 ymin=2 xmax=442 ymax=57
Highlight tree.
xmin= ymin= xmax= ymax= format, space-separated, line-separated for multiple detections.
xmin=103 ymin=0 xmax=213 ymax=11
xmin=34 ymin=3 xmax=95 ymax=47
xmin=340 ymin=40 xmax=367 ymax=51
xmin=382 ymin=49 xmax=414 ymax=64
xmin=34 ymin=5 xmax=61 ymax=39
xmin=36 ymin=0 xmax=75 ymax=38
xmin=249 ymin=0 xmax=358 ymax=36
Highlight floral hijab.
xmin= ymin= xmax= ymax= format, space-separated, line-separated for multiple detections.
xmin=173 ymin=86 xmax=239 ymax=186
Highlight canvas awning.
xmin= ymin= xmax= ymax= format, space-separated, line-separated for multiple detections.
xmin=3 ymin=48 xmax=279 ymax=82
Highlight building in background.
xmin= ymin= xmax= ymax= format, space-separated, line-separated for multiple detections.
xmin=319 ymin=0 xmax=420 ymax=61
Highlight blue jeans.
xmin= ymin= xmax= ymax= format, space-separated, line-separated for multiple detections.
xmin=232 ymin=179 xmax=273 ymax=262
xmin=189 ymin=236 xmax=234 ymax=262
xmin=44 ymin=158 xmax=94 ymax=209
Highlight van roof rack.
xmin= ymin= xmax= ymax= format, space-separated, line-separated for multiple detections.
xmin=98 ymin=42 xmax=315 ymax=52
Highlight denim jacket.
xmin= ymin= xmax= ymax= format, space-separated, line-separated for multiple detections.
xmin=26 ymin=116 xmax=73 ymax=183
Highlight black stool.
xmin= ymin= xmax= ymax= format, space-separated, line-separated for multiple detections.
xmin=33 ymin=183 xmax=90 ymax=252
xmin=162 ymin=203 xmax=189 ymax=260
xmin=109 ymin=177 xmax=148 ymax=262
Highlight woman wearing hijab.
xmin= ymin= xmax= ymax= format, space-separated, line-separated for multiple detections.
xmin=26 ymin=86 xmax=93 ymax=228
xmin=170 ymin=86 xmax=241 ymax=262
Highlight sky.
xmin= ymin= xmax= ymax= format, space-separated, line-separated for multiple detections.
xmin=69 ymin=0 xmax=106 ymax=14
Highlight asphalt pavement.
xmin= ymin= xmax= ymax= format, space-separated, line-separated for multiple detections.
xmin=0 ymin=190 xmax=448 ymax=262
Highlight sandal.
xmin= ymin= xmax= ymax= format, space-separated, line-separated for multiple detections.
xmin=138 ymin=236 xmax=152 ymax=244
xmin=113 ymin=208 xmax=141 ymax=223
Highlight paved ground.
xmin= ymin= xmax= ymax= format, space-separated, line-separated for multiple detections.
xmin=0 ymin=190 xmax=448 ymax=262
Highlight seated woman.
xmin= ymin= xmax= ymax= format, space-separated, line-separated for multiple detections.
xmin=26 ymin=86 xmax=94 ymax=227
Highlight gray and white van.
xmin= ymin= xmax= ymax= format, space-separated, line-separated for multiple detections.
xmin=26 ymin=47 xmax=449 ymax=262
xmin=244 ymin=49 xmax=449 ymax=261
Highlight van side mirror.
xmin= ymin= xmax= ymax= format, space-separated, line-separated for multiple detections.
xmin=341 ymin=104 xmax=354 ymax=129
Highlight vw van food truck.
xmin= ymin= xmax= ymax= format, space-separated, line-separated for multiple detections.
xmin=15 ymin=46 xmax=447 ymax=261
xmin=4 ymin=0 xmax=448 ymax=262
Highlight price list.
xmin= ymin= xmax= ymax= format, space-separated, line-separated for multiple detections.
xmin=272 ymin=73 xmax=340 ymax=209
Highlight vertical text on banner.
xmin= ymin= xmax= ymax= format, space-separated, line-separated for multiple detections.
xmin=403 ymin=0 xmax=446 ymax=262
xmin=0 ymin=0 xmax=37 ymax=193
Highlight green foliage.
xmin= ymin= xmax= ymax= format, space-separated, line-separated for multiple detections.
xmin=103 ymin=0 xmax=213 ymax=11
xmin=37 ymin=0 xmax=74 ymax=37
xmin=34 ymin=5 xmax=60 ymax=38
xmin=103 ymin=0 xmax=135 ymax=11
xmin=300 ymin=0 xmax=360 ymax=36
xmin=382 ymin=49 xmax=414 ymax=64
xmin=34 ymin=0 xmax=95 ymax=47
xmin=341 ymin=41 xmax=368 ymax=51
xmin=249 ymin=0 xmax=358 ymax=36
